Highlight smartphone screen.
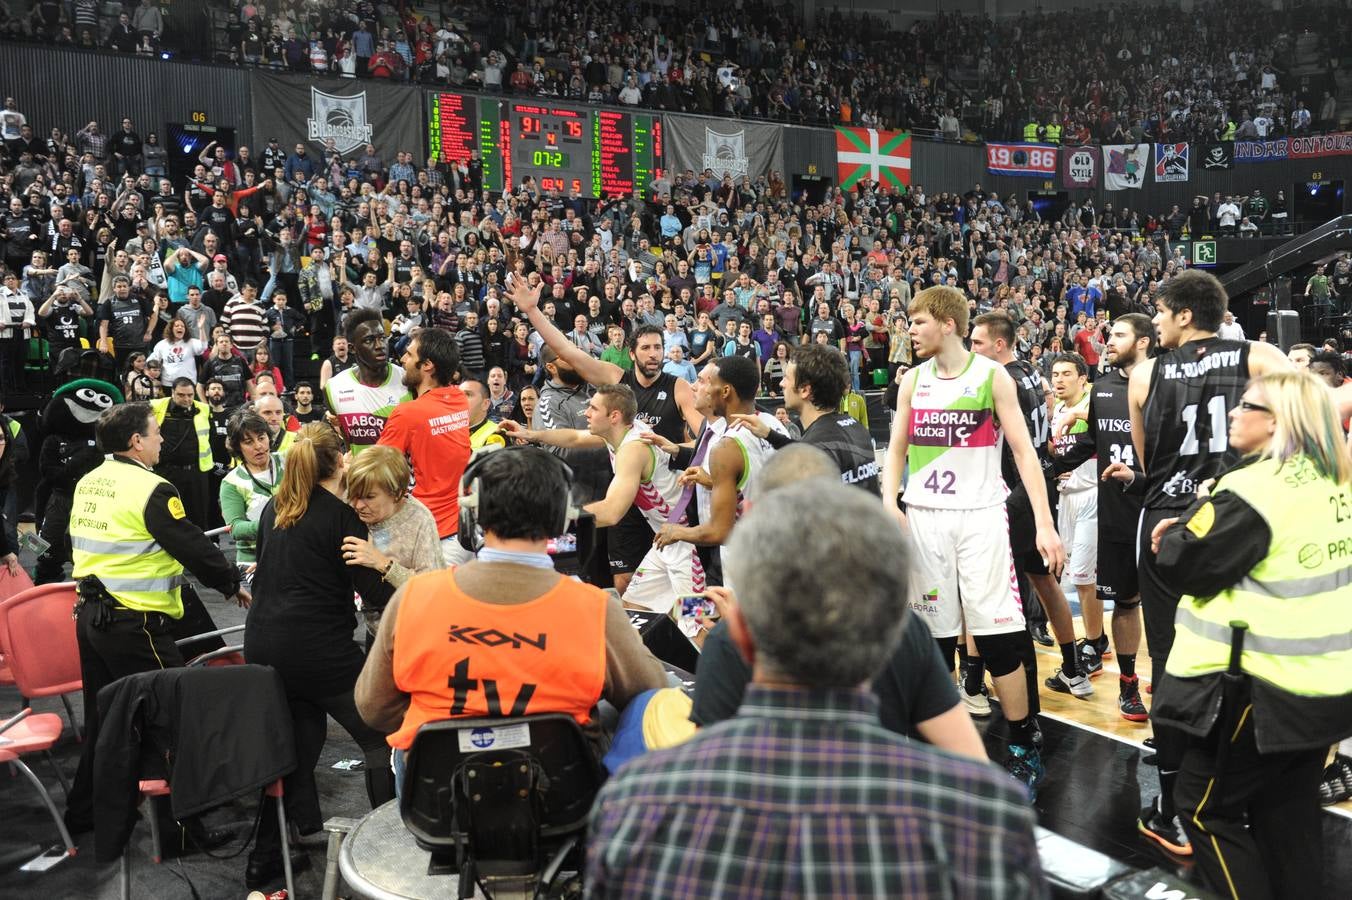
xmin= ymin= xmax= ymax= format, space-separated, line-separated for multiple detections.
xmin=674 ymin=594 xmax=717 ymax=622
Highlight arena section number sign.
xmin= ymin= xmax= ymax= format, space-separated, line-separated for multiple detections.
xmin=427 ymin=93 xmax=663 ymax=199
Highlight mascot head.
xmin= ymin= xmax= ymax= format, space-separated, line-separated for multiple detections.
xmin=43 ymin=378 xmax=124 ymax=436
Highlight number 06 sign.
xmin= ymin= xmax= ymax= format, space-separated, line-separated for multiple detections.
xmin=986 ymin=143 xmax=1058 ymax=177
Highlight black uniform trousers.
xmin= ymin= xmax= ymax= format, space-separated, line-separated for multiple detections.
xmin=65 ymin=601 xmax=185 ymax=832
xmin=1175 ymin=702 xmax=1326 ymax=900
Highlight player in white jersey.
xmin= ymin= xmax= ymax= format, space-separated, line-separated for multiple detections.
xmin=882 ymin=286 xmax=1065 ymax=799
xmin=323 ymin=309 xmax=410 ymax=452
xmin=655 ymin=357 xmax=782 ymax=590
xmin=503 ymin=383 xmax=704 ymax=627
xmin=1046 ymin=352 xmax=1098 ymax=698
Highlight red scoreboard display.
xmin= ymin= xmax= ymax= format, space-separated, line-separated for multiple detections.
xmin=427 ymin=93 xmax=663 ymax=199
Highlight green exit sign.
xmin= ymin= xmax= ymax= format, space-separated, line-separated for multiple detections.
xmin=1192 ymin=240 xmax=1217 ymax=266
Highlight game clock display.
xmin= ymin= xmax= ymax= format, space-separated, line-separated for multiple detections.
xmin=427 ymin=92 xmax=663 ymax=199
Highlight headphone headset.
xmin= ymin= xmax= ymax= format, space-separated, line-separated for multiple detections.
xmin=457 ymin=445 xmax=578 ymax=553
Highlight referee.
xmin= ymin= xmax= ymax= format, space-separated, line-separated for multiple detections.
xmin=729 ymin=344 xmax=879 ymax=493
xmin=63 ymin=401 xmax=248 ymax=836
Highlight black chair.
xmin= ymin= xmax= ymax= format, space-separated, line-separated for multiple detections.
xmin=400 ymin=714 xmax=605 ymax=899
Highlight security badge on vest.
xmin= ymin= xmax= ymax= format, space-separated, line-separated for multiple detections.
xmin=70 ymin=459 xmax=188 ymax=618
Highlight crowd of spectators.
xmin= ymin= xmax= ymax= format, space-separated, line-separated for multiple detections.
xmin=3 ymin=0 xmax=1347 ymax=139
xmin=5 ymin=98 xmax=1314 ymax=430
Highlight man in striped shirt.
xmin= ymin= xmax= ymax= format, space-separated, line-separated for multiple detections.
xmin=222 ymin=280 xmax=268 ymax=354
xmin=587 ymin=481 xmax=1042 ymax=898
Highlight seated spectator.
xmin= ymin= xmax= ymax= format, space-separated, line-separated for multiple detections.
xmin=354 ymin=446 xmax=666 ymax=792
xmin=588 ymin=479 xmax=1040 ymax=896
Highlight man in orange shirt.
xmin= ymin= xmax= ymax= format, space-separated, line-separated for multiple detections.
xmin=378 ymin=327 xmax=474 ymax=564
xmin=354 ymin=447 xmax=664 ymax=790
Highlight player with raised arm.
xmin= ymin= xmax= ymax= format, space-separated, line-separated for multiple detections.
xmin=881 ymin=286 xmax=1065 ymax=799
xmin=501 ymin=383 xmax=704 ymax=625
xmin=506 ymin=279 xmax=703 ymax=595
xmin=1128 ymin=271 xmax=1289 ymax=854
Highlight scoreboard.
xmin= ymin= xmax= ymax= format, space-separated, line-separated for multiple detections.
xmin=427 ymin=93 xmax=663 ymax=199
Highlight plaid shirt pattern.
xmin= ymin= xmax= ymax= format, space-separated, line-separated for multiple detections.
xmin=586 ymin=686 xmax=1046 ymax=899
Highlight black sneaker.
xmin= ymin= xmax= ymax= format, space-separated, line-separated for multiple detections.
xmin=1029 ymin=621 xmax=1054 ymax=646
xmin=245 ymin=847 xmax=313 ymax=890
xmin=1138 ymin=796 xmax=1192 ymax=856
xmin=1320 ymin=754 xmax=1352 ymax=806
xmin=1118 ymin=676 xmax=1149 ymax=722
xmin=1078 ymin=639 xmax=1104 ymax=678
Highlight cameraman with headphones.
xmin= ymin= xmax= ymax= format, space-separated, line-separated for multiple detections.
xmin=354 ymin=446 xmax=666 ymax=792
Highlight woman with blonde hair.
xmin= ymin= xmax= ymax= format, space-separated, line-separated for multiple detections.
xmin=342 ymin=445 xmax=444 ymax=634
xmin=243 ymin=422 xmax=394 ymax=887
xmin=1151 ymin=371 xmax=1352 ymax=898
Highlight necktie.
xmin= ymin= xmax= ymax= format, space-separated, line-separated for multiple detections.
xmin=666 ymin=424 xmax=715 ymax=524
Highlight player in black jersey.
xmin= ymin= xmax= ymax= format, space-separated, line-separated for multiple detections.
xmin=729 ymin=345 xmax=880 ymax=495
xmin=1126 ymin=271 xmax=1289 ymax=855
xmin=510 ymin=286 xmax=704 ymax=593
xmin=1061 ymin=314 xmax=1154 ymax=721
xmin=972 ymin=312 xmax=1083 ymax=710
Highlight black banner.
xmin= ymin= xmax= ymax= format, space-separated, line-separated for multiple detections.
xmin=251 ymin=72 xmax=423 ymax=163
xmin=1200 ymin=142 xmax=1233 ymax=170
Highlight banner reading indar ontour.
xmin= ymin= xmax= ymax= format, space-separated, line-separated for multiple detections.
xmin=251 ymin=72 xmax=424 ymax=162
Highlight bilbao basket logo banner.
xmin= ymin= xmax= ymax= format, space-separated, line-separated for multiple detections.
xmin=1060 ymin=146 xmax=1099 ymax=189
xmin=664 ymin=114 xmax=784 ymax=182
xmin=309 ymin=88 xmax=372 ymax=154
xmin=835 ymin=127 xmax=911 ymax=190
xmin=250 ymin=72 xmax=422 ymax=160
xmin=985 ymin=143 xmax=1057 ymax=177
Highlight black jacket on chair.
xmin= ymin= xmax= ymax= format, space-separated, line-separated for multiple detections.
xmin=93 ymin=665 xmax=297 ymax=862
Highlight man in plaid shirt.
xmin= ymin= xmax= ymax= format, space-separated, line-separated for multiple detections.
xmin=587 ymin=480 xmax=1044 ymax=899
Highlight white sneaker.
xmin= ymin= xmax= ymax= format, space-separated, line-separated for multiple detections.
xmin=961 ymin=682 xmax=992 ymax=717
xmin=1045 ymin=666 xmax=1094 ymax=698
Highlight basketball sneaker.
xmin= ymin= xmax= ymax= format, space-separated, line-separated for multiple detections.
xmin=1138 ymin=796 xmax=1192 ymax=856
xmin=959 ymin=659 xmax=992 ymax=718
xmin=1118 ymin=676 xmax=1149 ymax=722
xmin=1078 ymin=639 xmax=1104 ymax=678
xmin=1045 ymin=666 xmax=1094 ymax=698
xmin=1005 ymin=744 xmax=1046 ymax=801
xmin=1320 ymin=754 xmax=1352 ymax=806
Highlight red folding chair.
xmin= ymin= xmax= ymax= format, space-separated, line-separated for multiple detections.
xmin=0 ymin=708 xmax=76 ymax=858
xmin=0 ymin=566 xmax=36 ymax=687
xmin=0 ymin=583 xmax=82 ymax=738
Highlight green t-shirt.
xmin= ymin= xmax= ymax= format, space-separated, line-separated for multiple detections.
xmin=601 ymin=345 xmax=633 ymax=370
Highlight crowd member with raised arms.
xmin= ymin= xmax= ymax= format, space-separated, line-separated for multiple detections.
xmin=881 ymin=285 xmax=1065 ymax=798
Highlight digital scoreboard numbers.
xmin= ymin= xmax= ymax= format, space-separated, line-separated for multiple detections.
xmin=427 ymin=93 xmax=663 ymax=198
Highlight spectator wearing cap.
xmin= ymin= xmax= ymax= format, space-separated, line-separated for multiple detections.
xmin=260 ymin=137 xmax=286 ymax=173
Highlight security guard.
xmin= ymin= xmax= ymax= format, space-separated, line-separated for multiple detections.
xmin=462 ymin=377 xmax=507 ymax=454
xmin=63 ymin=401 xmax=247 ymax=836
xmin=1151 ymin=372 xmax=1352 ymax=899
xmin=150 ymin=377 xmax=213 ymax=529
xmin=1022 ymin=120 xmax=1040 ymax=142
xmin=1044 ymin=121 xmax=1061 ymax=144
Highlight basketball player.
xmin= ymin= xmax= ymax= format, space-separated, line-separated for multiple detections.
xmin=501 ymin=383 xmax=704 ymax=627
xmin=882 ymin=286 xmax=1066 ymax=797
xmin=1060 ymin=313 xmax=1154 ymax=723
xmin=654 ymin=357 xmax=782 ymax=588
xmin=971 ymin=312 xmax=1081 ymax=715
xmin=1046 ymin=352 xmax=1097 ymax=698
xmin=324 ymin=308 xmax=410 ymax=452
xmin=1128 ymin=271 xmax=1289 ymax=853
xmin=507 ymin=281 xmax=702 ymax=594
